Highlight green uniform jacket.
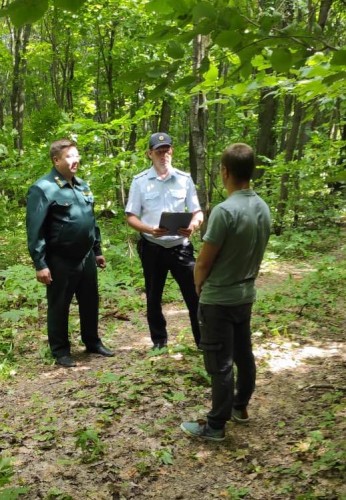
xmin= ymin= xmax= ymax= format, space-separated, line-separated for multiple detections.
xmin=26 ymin=167 xmax=102 ymax=270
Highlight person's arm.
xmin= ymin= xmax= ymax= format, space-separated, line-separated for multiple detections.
xmin=26 ymin=185 xmax=52 ymax=284
xmin=93 ymin=223 xmax=103 ymax=256
xmin=194 ymin=241 xmax=221 ymax=296
xmin=126 ymin=213 xmax=168 ymax=238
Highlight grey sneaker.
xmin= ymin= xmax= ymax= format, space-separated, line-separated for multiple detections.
xmin=231 ymin=408 xmax=249 ymax=424
xmin=180 ymin=420 xmax=225 ymax=441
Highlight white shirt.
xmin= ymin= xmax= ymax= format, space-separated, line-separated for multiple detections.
xmin=125 ymin=166 xmax=201 ymax=248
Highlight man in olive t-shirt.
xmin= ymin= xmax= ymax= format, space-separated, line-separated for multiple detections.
xmin=180 ymin=143 xmax=271 ymax=441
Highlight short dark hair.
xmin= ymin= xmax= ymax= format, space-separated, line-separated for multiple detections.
xmin=221 ymin=143 xmax=255 ymax=181
xmin=50 ymin=139 xmax=76 ymax=161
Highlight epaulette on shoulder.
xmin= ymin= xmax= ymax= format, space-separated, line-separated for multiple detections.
xmin=174 ymin=168 xmax=191 ymax=177
xmin=134 ymin=169 xmax=150 ymax=180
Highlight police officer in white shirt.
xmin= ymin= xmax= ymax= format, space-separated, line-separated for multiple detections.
xmin=125 ymin=133 xmax=204 ymax=349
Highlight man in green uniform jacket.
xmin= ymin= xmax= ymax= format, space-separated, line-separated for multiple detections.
xmin=26 ymin=138 xmax=114 ymax=367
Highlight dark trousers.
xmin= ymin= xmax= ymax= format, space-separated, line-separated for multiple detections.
xmin=137 ymin=237 xmax=200 ymax=346
xmin=198 ymin=303 xmax=255 ymax=429
xmin=46 ymin=251 xmax=101 ymax=358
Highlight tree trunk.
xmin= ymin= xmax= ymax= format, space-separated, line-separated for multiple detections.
xmin=318 ymin=0 xmax=333 ymax=30
xmin=159 ymin=98 xmax=171 ymax=133
xmin=98 ymin=22 xmax=117 ymax=120
xmin=10 ymin=24 xmax=31 ymax=152
xmin=207 ymin=61 xmax=228 ymax=207
xmin=293 ymin=106 xmax=311 ymax=225
xmin=275 ymin=100 xmax=303 ymax=234
xmin=0 ymin=98 xmax=4 ymax=129
xmin=189 ymin=34 xmax=209 ymax=222
xmin=254 ymin=86 xmax=278 ymax=181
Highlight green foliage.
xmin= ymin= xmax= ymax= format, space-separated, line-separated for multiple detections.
xmin=267 ymin=227 xmax=342 ymax=259
xmin=226 ymin=484 xmax=250 ymax=499
xmin=45 ymin=488 xmax=73 ymax=500
xmin=0 ymin=487 xmax=29 ymax=499
xmin=0 ymin=263 xmax=45 ymax=376
xmin=0 ymin=456 xmax=28 ymax=499
xmin=254 ymin=245 xmax=346 ymax=337
xmin=26 ymin=104 xmax=63 ymax=144
xmin=151 ymin=447 xmax=174 ymax=465
xmin=0 ymin=329 xmax=14 ymax=360
xmin=0 ymin=0 xmax=87 ymax=26
xmin=74 ymin=428 xmax=105 ymax=463
xmin=256 ymin=139 xmax=346 ymax=233
xmin=0 ymin=456 xmax=14 ymax=487
xmin=3 ymin=0 xmax=49 ymax=27
xmin=0 ymin=265 xmax=45 ymax=321
xmin=277 ymin=422 xmax=344 ymax=496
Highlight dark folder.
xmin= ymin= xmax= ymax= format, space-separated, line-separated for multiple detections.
xmin=159 ymin=212 xmax=193 ymax=236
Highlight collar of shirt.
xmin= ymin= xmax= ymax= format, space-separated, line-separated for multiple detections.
xmin=148 ymin=165 xmax=176 ymax=181
xmin=52 ymin=167 xmax=82 ymax=187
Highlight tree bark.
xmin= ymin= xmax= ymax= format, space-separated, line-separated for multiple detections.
xmin=275 ymin=100 xmax=303 ymax=234
xmin=46 ymin=13 xmax=74 ymax=112
xmin=317 ymin=0 xmax=333 ymax=30
xmin=0 ymin=98 xmax=4 ymax=129
xmin=98 ymin=21 xmax=117 ymax=120
xmin=254 ymin=86 xmax=278 ymax=181
xmin=10 ymin=24 xmax=31 ymax=152
xmin=189 ymin=34 xmax=209 ymax=222
xmin=207 ymin=61 xmax=228 ymax=207
xmin=159 ymin=98 xmax=171 ymax=133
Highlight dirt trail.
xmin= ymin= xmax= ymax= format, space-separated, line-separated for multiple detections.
xmin=0 ymin=259 xmax=345 ymax=499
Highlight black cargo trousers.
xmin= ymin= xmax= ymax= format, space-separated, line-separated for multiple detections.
xmin=198 ymin=302 xmax=255 ymax=429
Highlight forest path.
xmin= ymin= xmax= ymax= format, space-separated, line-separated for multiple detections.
xmin=0 ymin=247 xmax=345 ymax=500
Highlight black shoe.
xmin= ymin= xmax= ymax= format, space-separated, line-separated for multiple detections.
xmin=86 ymin=344 xmax=114 ymax=357
xmin=152 ymin=341 xmax=167 ymax=350
xmin=56 ymin=355 xmax=76 ymax=368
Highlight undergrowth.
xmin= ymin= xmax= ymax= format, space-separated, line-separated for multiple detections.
xmin=1 ymin=224 xmax=345 ymax=380
xmin=0 ymin=223 xmax=345 ymax=498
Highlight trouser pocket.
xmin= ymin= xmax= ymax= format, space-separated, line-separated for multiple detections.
xmin=200 ymin=342 xmax=223 ymax=374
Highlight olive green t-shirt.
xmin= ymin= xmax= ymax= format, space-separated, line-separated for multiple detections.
xmin=199 ymin=189 xmax=271 ymax=305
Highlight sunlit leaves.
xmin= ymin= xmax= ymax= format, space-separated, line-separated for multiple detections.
xmin=203 ymin=63 xmax=218 ymax=86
